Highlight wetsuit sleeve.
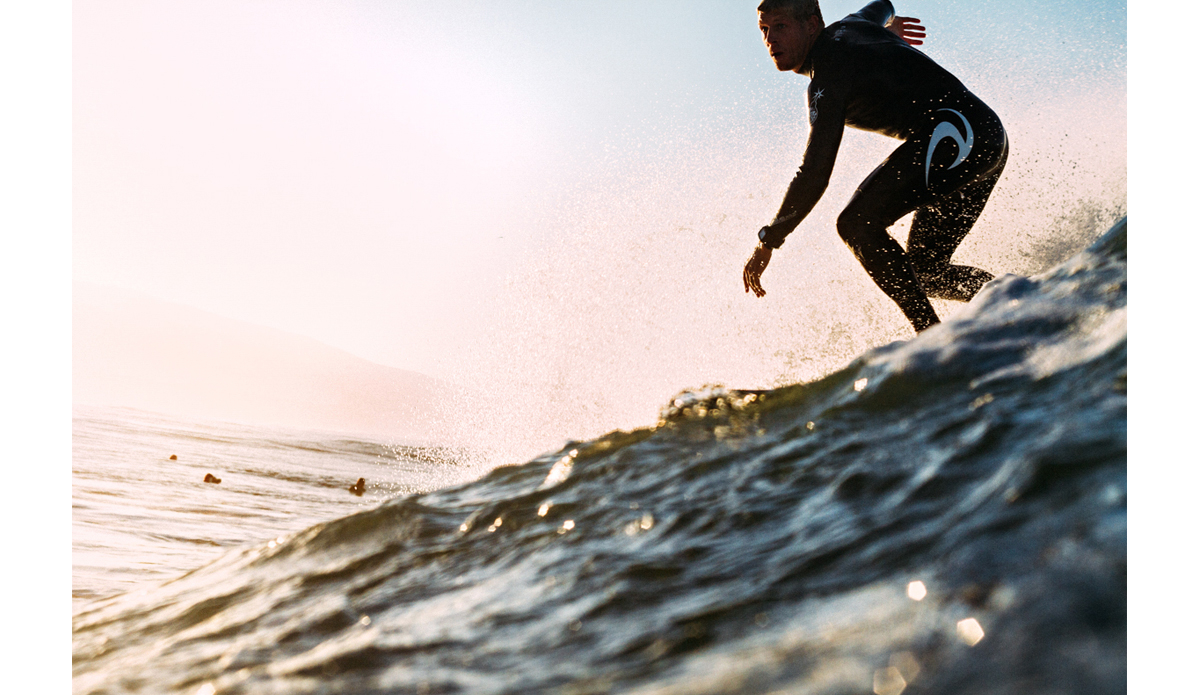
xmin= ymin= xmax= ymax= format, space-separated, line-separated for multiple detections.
xmin=759 ymin=73 xmax=848 ymax=249
xmin=848 ymin=0 xmax=895 ymax=27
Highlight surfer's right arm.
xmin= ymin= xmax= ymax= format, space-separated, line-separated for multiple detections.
xmin=850 ymin=1 xmax=925 ymax=46
xmin=850 ymin=0 xmax=896 ymax=26
xmin=886 ymin=16 xmax=925 ymax=46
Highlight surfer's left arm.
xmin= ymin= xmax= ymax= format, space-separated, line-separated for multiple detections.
xmin=745 ymin=74 xmax=847 ymax=298
xmin=744 ymin=243 xmax=772 ymax=297
xmin=755 ymin=79 xmax=847 ymax=252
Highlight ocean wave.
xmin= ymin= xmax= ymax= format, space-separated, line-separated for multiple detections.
xmin=74 ymin=219 xmax=1126 ymax=695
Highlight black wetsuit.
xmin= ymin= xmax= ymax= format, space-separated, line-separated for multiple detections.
xmin=758 ymin=0 xmax=1008 ymax=331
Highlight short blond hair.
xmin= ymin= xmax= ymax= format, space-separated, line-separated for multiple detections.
xmin=757 ymin=0 xmax=824 ymax=26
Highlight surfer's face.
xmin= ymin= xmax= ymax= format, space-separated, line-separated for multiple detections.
xmin=759 ymin=11 xmax=821 ymax=73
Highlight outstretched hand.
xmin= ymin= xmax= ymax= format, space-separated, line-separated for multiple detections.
xmin=887 ymin=16 xmax=925 ymax=46
xmin=743 ymin=244 xmax=773 ymax=298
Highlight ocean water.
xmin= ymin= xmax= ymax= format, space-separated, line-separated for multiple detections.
xmin=72 ymin=219 xmax=1126 ymax=694
xmin=72 ymin=408 xmax=490 ymax=608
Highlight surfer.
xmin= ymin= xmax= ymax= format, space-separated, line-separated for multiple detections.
xmin=742 ymin=0 xmax=1008 ymax=332
xmin=349 ymin=478 xmax=365 ymax=497
xmin=203 ymin=473 xmax=221 ymax=484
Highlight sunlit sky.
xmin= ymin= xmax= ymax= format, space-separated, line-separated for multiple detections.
xmin=72 ymin=0 xmax=1127 ymax=377
xmin=1 ymin=1 xmax=1195 ymax=688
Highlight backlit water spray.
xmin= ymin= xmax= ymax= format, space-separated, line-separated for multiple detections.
xmin=428 ymin=1 xmax=1125 ymax=465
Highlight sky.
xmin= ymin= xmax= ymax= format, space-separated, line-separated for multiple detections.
xmin=6 ymin=0 xmax=1197 ymax=687
xmin=65 ymin=0 xmax=1133 ymax=454
xmin=72 ymin=0 xmax=1125 ymax=371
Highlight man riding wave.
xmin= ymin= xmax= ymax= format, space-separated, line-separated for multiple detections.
xmin=743 ymin=0 xmax=1008 ymax=332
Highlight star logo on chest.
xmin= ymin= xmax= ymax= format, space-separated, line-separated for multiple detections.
xmin=811 ymin=88 xmax=825 ymax=103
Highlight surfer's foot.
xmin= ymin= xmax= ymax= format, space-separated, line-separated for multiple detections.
xmin=898 ymin=296 xmax=939 ymax=333
xmin=911 ymin=314 xmax=940 ymax=333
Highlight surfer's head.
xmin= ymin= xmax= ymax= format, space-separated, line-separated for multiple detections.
xmin=757 ymin=0 xmax=823 ymax=72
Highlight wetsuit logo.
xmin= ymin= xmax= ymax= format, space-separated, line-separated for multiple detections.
xmin=925 ymin=108 xmax=974 ymax=187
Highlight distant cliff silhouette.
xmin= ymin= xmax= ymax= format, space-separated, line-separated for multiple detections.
xmin=73 ymin=283 xmax=456 ymax=441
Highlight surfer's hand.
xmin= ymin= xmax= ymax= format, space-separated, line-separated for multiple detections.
xmin=743 ymin=244 xmax=772 ymax=298
xmin=887 ymin=16 xmax=925 ymax=46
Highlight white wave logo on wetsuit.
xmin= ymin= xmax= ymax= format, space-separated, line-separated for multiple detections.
xmin=925 ymin=108 xmax=974 ymax=187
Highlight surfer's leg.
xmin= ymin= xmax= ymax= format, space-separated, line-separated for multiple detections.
xmin=837 ymin=140 xmax=940 ymax=332
xmin=908 ymin=148 xmax=1008 ymax=302
xmin=837 ymin=104 xmax=1008 ymax=331
xmin=837 ymin=210 xmax=939 ymax=331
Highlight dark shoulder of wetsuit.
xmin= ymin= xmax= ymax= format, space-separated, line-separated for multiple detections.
xmin=758 ymin=0 xmax=979 ymax=250
xmin=847 ymin=0 xmax=895 ymax=27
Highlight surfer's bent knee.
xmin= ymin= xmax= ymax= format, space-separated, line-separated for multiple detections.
xmin=836 ymin=208 xmax=888 ymax=252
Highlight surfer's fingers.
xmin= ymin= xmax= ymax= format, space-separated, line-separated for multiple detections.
xmin=743 ymin=257 xmax=758 ymax=293
xmin=890 ymin=16 xmax=925 ymax=45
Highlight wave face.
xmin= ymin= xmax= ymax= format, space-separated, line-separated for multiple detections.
xmin=73 ymin=220 xmax=1126 ymax=695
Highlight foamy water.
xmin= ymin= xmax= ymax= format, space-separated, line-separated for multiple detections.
xmin=73 ymin=220 xmax=1126 ymax=695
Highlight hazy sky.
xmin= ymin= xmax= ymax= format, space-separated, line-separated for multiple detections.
xmin=73 ymin=0 xmax=1127 ymax=385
